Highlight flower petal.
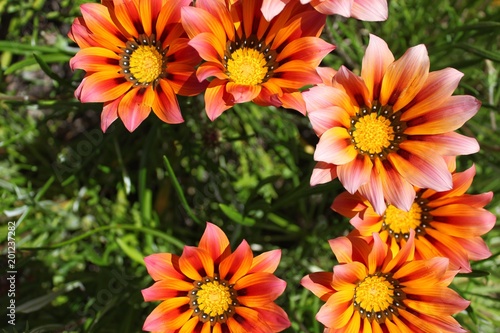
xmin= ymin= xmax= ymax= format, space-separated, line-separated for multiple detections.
xmin=219 ymin=240 xmax=253 ymax=284
xmin=314 ymin=127 xmax=357 ymax=165
xmin=337 ymin=154 xmax=372 ymax=194
xmin=198 ymin=222 xmax=231 ymax=264
xmin=118 ymin=86 xmax=154 ymax=132
xmin=144 ymin=253 xmax=186 ymax=281
xmin=351 ymin=0 xmax=388 ymax=21
xmin=301 ymin=271 xmax=334 ymax=301
xmin=310 ymin=161 xmax=338 ymax=186
xmin=380 ymin=44 xmax=429 ymax=111
xmin=204 ymin=79 xmax=233 ymax=120
xmin=235 ymin=272 xmax=286 ymax=306
xmin=77 ymin=72 xmax=132 ymax=103
xmin=142 ymin=279 xmax=194 ymax=302
xmin=178 ymin=246 xmax=214 ymax=281
xmin=142 ymin=297 xmax=191 ymax=331
xmin=361 ymin=34 xmax=394 ymax=101
xmin=249 ymin=249 xmax=281 ymax=274
xmin=152 ymin=80 xmax=184 ymax=124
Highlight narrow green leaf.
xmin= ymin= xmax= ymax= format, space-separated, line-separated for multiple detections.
xmin=219 ymin=203 xmax=255 ymax=226
xmin=454 ymin=43 xmax=500 ymax=62
xmin=33 ymin=52 xmax=62 ymax=82
xmin=116 ymin=237 xmax=145 ymax=265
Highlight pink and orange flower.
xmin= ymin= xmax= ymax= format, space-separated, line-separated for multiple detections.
xmin=332 ymin=158 xmax=496 ymax=273
xmin=181 ymin=0 xmax=334 ymax=120
xmin=69 ymin=0 xmax=207 ymax=132
xmin=261 ymin=0 xmax=388 ymax=22
xmin=301 ymin=232 xmax=470 ymax=332
xmin=304 ymin=34 xmax=480 ymax=214
xmin=142 ymin=222 xmax=290 ymax=332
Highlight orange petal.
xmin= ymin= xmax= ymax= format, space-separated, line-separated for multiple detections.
xmin=79 ymin=3 xmax=126 ymax=53
xmin=178 ymin=246 xmax=214 ymax=281
xmin=301 ymin=272 xmax=334 ymax=301
xmin=112 ymin=0 xmax=140 ymax=37
xmin=249 ymin=249 xmax=281 ymax=274
xmin=383 ymin=230 xmax=415 ymax=273
xmin=188 ymin=32 xmax=225 ymax=63
xmin=376 ymin=158 xmax=415 ymax=212
xmin=361 ymin=34 xmax=394 ymax=101
xmin=271 ymin=61 xmax=322 ymax=89
xmin=181 ymin=6 xmax=226 ymax=47
xmin=367 ymin=232 xmax=388 ymax=274
xmin=412 ymin=132 xmax=479 ymax=156
xmin=101 ymin=97 xmax=121 ymax=132
xmin=204 ymin=79 xmax=233 ymax=121
xmin=226 ymin=82 xmax=262 ymax=104
xmin=167 ymin=64 xmax=209 ymax=97
xmin=156 ymin=0 xmax=191 ymax=44
xmin=219 ymin=240 xmax=253 ymax=283
xmin=279 ymin=90 xmax=307 ymax=115
xmin=196 ymin=62 xmax=227 ymax=82
xmin=252 ymin=302 xmax=291 ymax=332
xmin=77 ymin=72 xmax=132 ymax=103
xmin=379 ymin=44 xmax=429 ymax=111
xmin=118 ymin=86 xmax=155 ymax=132
xmin=235 ymin=272 xmax=286 ymax=306
xmin=331 ymin=262 xmax=367 ymax=289
xmin=142 ymin=279 xmax=194 ymax=302
xmin=316 ymin=291 xmax=355 ymax=329
xmin=151 ymin=80 xmax=184 ymax=124
xmin=389 ymin=142 xmax=452 ymax=191
xmin=401 ymin=68 xmax=464 ymax=120
xmin=331 ymin=191 xmax=369 ymax=218
xmin=142 ymin=297 xmax=191 ymax=331
xmin=276 ymin=36 xmax=334 ymax=66
xmin=430 ymin=204 xmax=496 ymax=236
xmin=337 ymin=154 xmax=373 ymax=194
xmin=393 ymin=256 xmax=448 ymax=283
xmin=314 ymin=127 xmax=357 ymax=165
xmin=144 ymin=253 xmax=186 ymax=281
xmin=227 ymin=307 xmax=273 ymax=333
xmin=405 ymin=95 xmax=481 ymax=135
xmin=198 ymin=222 xmax=231 ymax=264
xmin=196 ymin=0 xmax=235 ymax=40
xmin=70 ymin=47 xmax=120 ymax=72
xmin=334 ymin=66 xmax=371 ymax=107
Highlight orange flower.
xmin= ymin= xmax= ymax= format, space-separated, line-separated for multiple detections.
xmin=261 ymin=0 xmax=388 ymax=22
xmin=301 ymin=232 xmax=470 ymax=332
xmin=181 ymin=0 xmax=334 ymax=120
xmin=68 ymin=0 xmax=207 ymax=132
xmin=304 ymin=34 xmax=480 ymax=214
xmin=332 ymin=157 xmax=496 ymax=273
xmin=142 ymin=222 xmax=290 ymax=332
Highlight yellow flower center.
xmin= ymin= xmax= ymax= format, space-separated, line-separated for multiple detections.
xmin=352 ymin=113 xmax=394 ymax=154
xmin=120 ymin=34 xmax=166 ymax=88
xmin=349 ymin=103 xmax=407 ymax=160
xmin=226 ymin=47 xmax=269 ymax=86
xmin=189 ymin=276 xmax=238 ymax=324
xmin=196 ymin=281 xmax=232 ymax=317
xmin=355 ymin=275 xmax=394 ymax=313
xmin=382 ymin=198 xmax=431 ymax=242
xmin=353 ymin=273 xmax=406 ymax=323
xmin=128 ymin=45 xmax=163 ymax=84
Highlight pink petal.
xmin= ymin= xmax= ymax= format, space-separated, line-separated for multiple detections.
xmin=226 ymin=82 xmax=262 ymax=104
xmin=235 ymin=272 xmax=286 ymax=306
xmin=152 ymin=80 xmax=184 ymax=124
xmin=198 ymin=222 xmax=231 ymax=264
xmin=261 ymin=0 xmax=290 ymax=21
xmin=334 ymin=66 xmax=370 ymax=107
xmin=357 ymin=166 xmax=387 ymax=215
xmin=300 ymin=272 xmax=334 ymax=301
xmin=249 ymin=249 xmax=281 ymax=274
xmin=101 ymin=97 xmax=121 ymax=132
xmin=351 ymin=0 xmax=388 ymax=21
xmin=310 ymin=161 xmax=338 ymax=186
xmin=375 ymin=158 xmax=415 ymax=212
xmin=204 ymin=79 xmax=233 ymax=121
xmin=337 ymin=154 xmax=373 ymax=194
xmin=414 ymin=132 xmax=479 ymax=156
xmin=144 ymin=253 xmax=185 ymax=281
xmin=118 ymin=86 xmax=154 ymax=132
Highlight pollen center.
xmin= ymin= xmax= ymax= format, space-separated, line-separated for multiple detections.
xmin=352 ymin=113 xmax=394 ymax=154
xmin=355 ymin=275 xmax=394 ymax=313
xmin=189 ymin=276 xmax=238 ymax=325
xmin=120 ymin=34 xmax=167 ymax=88
xmin=196 ymin=281 xmax=232 ymax=316
xmin=226 ymin=47 xmax=268 ymax=86
xmin=353 ymin=273 xmax=406 ymax=323
xmin=128 ymin=45 xmax=163 ymax=84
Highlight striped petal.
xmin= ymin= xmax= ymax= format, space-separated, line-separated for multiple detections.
xmin=235 ymin=272 xmax=286 ymax=306
xmin=310 ymin=161 xmax=338 ymax=186
xmin=361 ymin=34 xmax=394 ymax=101
xmin=144 ymin=253 xmax=186 ymax=281
xmin=301 ymin=272 xmax=335 ymax=301
xmin=380 ymin=44 xmax=429 ymax=111
xmin=70 ymin=47 xmax=120 ymax=72
xmin=198 ymin=222 xmax=231 ymax=264
xmin=204 ymin=79 xmax=233 ymax=120
xmin=178 ymin=246 xmax=214 ymax=281
xmin=249 ymin=249 xmax=281 ymax=274
xmin=142 ymin=279 xmax=194 ymax=302
xmin=118 ymin=86 xmax=154 ymax=132
xmin=219 ymin=240 xmax=253 ymax=284
xmin=76 ymin=72 xmax=132 ymax=103
xmin=142 ymin=297 xmax=192 ymax=331
xmin=151 ymin=80 xmax=184 ymax=124
xmin=337 ymin=154 xmax=373 ymax=194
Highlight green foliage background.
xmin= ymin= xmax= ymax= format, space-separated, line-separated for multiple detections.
xmin=0 ymin=0 xmax=499 ymax=332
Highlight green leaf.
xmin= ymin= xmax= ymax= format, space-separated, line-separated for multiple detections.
xmin=454 ymin=43 xmax=500 ymax=62
xmin=219 ymin=204 xmax=256 ymax=226
xmin=116 ymin=236 xmax=145 ymax=265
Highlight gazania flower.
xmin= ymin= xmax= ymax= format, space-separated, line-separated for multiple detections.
xmin=181 ymin=0 xmax=334 ymax=120
xmin=68 ymin=0 xmax=207 ymax=132
xmin=304 ymin=34 xmax=480 ymax=214
xmin=261 ymin=0 xmax=388 ymax=22
xmin=331 ymin=158 xmax=496 ymax=273
xmin=142 ymin=222 xmax=290 ymax=332
xmin=301 ymin=231 xmax=470 ymax=332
